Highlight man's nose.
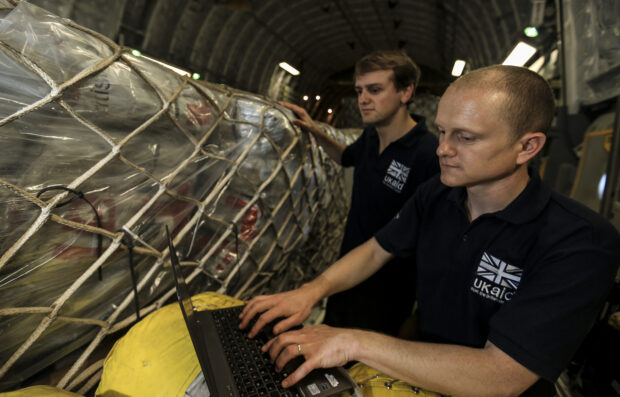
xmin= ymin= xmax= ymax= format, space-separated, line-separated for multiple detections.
xmin=437 ymin=138 xmax=455 ymax=156
xmin=358 ymin=90 xmax=369 ymax=103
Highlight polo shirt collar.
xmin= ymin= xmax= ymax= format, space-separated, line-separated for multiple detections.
xmin=446 ymin=169 xmax=551 ymax=224
xmin=399 ymin=113 xmax=428 ymax=148
xmin=446 ymin=185 xmax=468 ymax=218
xmin=368 ymin=113 xmax=428 ymax=148
xmin=495 ymin=171 xmax=551 ymax=224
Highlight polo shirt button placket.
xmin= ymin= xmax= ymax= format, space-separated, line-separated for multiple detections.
xmin=462 ymin=234 xmax=468 ymax=242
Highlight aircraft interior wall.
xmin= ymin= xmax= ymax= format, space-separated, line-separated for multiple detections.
xmin=0 ymin=0 xmax=618 ymax=396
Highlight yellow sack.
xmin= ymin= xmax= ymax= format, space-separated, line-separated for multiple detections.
xmin=0 ymin=385 xmax=83 ymax=396
xmin=342 ymin=363 xmax=445 ymax=397
xmin=96 ymin=292 xmax=242 ymax=397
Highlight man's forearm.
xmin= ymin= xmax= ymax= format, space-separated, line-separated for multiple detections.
xmin=311 ymin=131 xmax=346 ymax=165
xmin=350 ymin=331 xmax=539 ymax=397
xmin=305 ymin=238 xmax=392 ymax=301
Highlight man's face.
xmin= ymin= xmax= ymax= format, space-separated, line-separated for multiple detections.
xmin=355 ymin=70 xmax=409 ymax=126
xmin=434 ymin=86 xmax=523 ymax=189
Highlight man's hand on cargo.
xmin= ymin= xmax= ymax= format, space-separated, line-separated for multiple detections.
xmin=263 ymin=324 xmax=358 ymax=388
xmin=278 ymin=101 xmax=346 ymax=164
xmin=278 ymin=101 xmax=324 ymax=138
xmin=239 ymin=282 xmax=322 ymax=337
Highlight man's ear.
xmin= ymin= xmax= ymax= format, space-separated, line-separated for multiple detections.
xmin=516 ymin=132 xmax=546 ymax=165
xmin=400 ymin=84 xmax=414 ymax=104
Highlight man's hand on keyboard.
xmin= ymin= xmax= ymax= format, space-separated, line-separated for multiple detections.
xmin=238 ymin=282 xmax=322 ymax=338
xmin=263 ymin=324 xmax=358 ymax=388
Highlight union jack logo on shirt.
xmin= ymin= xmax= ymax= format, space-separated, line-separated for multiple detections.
xmin=476 ymin=252 xmax=523 ymax=290
xmin=386 ymin=160 xmax=410 ymax=183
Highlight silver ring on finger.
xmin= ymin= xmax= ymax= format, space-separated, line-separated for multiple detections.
xmin=297 ymin=343 xmax=302 ymax=354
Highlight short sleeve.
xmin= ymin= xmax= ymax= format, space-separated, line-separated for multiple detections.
xmin=488 ymin=223 xmax=620 ymax=380
xmin=374 ymin=189 xmax=423 ymax=258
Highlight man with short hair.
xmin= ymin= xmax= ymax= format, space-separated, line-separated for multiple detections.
xmin=241 ymin=65 xmax=620 ymax=396
xmin=279 ymin=50 xmax=439 ymax=337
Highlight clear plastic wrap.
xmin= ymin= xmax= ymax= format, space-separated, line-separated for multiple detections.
xmin=563 ymin=0 xmax=620 ymax=110
xmin=0 ymin=2 xmax=356 ymax=392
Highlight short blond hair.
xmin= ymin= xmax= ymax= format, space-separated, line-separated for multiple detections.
xmin=451 ymin=65 xmax=555 ymax=139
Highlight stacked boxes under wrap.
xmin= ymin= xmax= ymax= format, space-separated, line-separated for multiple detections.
xmin=0 ymin=2 xmax=355 ymax=392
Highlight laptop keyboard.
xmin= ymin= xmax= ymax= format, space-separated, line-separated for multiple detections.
xmin=213 ymin=306 xmax=303 ymax=397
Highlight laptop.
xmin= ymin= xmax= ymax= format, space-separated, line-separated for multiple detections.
xmin=167 ymin=227 xmax=360 ymax=397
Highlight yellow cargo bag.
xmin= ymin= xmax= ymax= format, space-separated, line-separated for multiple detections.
xmin=342 ymin=362 xmax=445 ymax=397
xmin=96 ymin=292 xmax=242 ymax=397
xmin=0 ymin=385 xmax=83 ymax=396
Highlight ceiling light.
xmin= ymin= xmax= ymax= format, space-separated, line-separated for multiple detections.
xmin=451 ymin=60 xmax=466 ymax=77
xmin=528 ymin=55 xmax=545 ymax=73
xmin=278 ymin=62 xmax=300 ymax=76
xmin=315 ymin=95 xmax=321 ymax=101
xmin=503 ymin=42 xmax=537 ymax=66
xmin=524 ymin=27 xmax=539 ymax=37
xmin=549 ymin=49 xmax=559 ymax=65
xmin=302 ymin=95 xmax=309 ymax=101
xmin=327 ymin=108 xmax=333 ymax=114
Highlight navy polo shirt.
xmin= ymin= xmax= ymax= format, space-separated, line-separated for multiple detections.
xmin=339 ymin=114 xmax=439 ymax=256
xmin=376 ymin=173 xmax=620 ymax=382
xmin=323 ymin=114 xmax=439 ymax=336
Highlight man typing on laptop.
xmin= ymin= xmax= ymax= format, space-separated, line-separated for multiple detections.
xmin=167 ymin=227 xmax=359 ymax=397
xmin=239 ymin=65 xmax=620 ymax=396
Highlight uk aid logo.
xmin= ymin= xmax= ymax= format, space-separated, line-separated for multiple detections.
xmin=383 ymin=160 xmax=410 ymax=193
xmin=470 ymin=252 xmax=523 ymax=304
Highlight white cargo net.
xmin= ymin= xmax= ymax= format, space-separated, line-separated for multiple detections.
xmin=0 ymin=1 xmax=355 ymax=393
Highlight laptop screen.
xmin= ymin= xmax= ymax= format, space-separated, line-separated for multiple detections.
xmin=167 ymin=226 xmax=194 ymax=326
xmin=166 ymin=226 xmax=216 ymax=395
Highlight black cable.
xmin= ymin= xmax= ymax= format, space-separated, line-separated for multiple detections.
xmin=233 ymin=223 xmax=240 ymax=261
xmin=228 ymin=223 xmax=242 ymax=291
xmin=37 ymin=185 xmax=104 ymax=280
xmin=121 ymin=235 xmax=141 ymax=321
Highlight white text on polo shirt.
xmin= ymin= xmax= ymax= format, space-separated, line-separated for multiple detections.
xmin=383 ymin=160 xmax=410 ymax=193
xmin=470 ymin=252 xmax=523 ymax=304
